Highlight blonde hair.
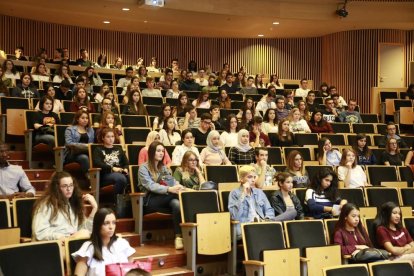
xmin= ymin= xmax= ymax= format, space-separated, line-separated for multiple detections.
xmin=239 ymin=165 xmax=256 ymax=180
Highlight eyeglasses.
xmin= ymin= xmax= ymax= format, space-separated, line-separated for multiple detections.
xmin=103 ymin=103 xmax=112 ymax=106
xmin=188 ymin=159 xmax=198 ymax=162
xmin=60 ymin=184 xmax=74 ymax=189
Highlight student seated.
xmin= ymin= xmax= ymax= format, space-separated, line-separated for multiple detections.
xmin=333 ymin=203 xmax=373 ymax=259
xmin=0 ymin=142 xmax=35 ymax=199
xmin=337 ymin=149 xmax=369 ymax=188
xmin=92 ymin=128 xmax=129 ymax=195
xmin=304 ymin=167 xmax=347 ymax=219
xmin=200 ymin=130 xmax=231 ymax=165
xmin=173 ymin=151 xmax=206 ymax=190
xmin=228 ymin=129 xmax=255 ymax=165
xmin=270 ymin=172 xmax=304 ymax=220
xmin=317 ymin=137 xmax=342 ymax=166
xmin=32 ymin=171 xmax=97 ymax=241
xmin=374 ymin=201 xmax=414 ymax=265
xmin=138 ymin=141 xmax=184 ymax=250
xmin=72 ymin=208 xmax=135 ymax=276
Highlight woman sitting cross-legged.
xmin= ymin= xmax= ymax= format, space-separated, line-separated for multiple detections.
xmin=92 ymin=128 xmax=129 ymax=195
xmin=138 ymin=141 xmax=185 ymax=250
xmin=72 ymin=208 xmax=136 ymax=276
xmin=200 ymin=130 xmax=231 ymax=165
xmin=173 ymin=151 xmax=206 ymax=190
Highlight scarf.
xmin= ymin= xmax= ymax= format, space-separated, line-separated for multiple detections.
xmin=236 ymin=129 xmax=252 ymax=153
xmin=206 ymin=130 xmax=226 ymax=160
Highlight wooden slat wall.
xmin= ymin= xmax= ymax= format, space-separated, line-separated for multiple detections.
xmin=321 ymin=29 xmax=407 ymax=112
xmin=1 ymin=15 xmax=414 ymax=113
xmin=0 ymin=15 xmax=321 ymax=86
xmin=407 ymin=31 xmax=414 ymax=84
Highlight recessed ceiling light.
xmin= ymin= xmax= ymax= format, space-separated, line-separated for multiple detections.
xmin=103 ymin=21 xmax=110 ymax=24
xmin=122 ymin=8 xmax=130 ymax=11
xmin=258 ymin=34 xmax=264 ymax=37
xmin=144 ymin=20 xmax=148 ymax=23
xmin=273 ymin=22 xmax=280 ymax=25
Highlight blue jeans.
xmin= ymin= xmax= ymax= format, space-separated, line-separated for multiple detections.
xmin=35 ymin=134 xmax=55 ymax=148
xmin=101 ymin=172 xmax=129 ymax=195
xmin=144 ymin=193 xmax=181 ymax=235
xmin=65 ymin=154 xmax=90 ymax=174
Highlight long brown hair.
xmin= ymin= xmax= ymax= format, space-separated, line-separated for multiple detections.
xmin=352 ymin=133 xmax=372 ymax=159
xmin=278 ymin=118 xmax=293 ymax=142
xmin=33 ymin=171 xmax=84 ymax=226
xmin=286 ymin=150 xmax=304 ymax=175
xmin=333 ymin=203 xmax=372 ymax=246
xmin=126 ymin=89 xmax=147 ymax=115
xmin=89 ymin=208 xmax=118 ymax=261
xmin=147 ymin=141 xmax=165 ymax=180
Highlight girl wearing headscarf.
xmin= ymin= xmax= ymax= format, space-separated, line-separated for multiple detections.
xmin=138 ymin=131 xmax=172 ymax=166
xmin=200 ymin=130 xmax=232 ymax=165
xmin=228 ymin=129 xmax=255 ymax=165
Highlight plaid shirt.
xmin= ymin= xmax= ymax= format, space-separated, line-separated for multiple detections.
xmin=228 ymin=147 xmax=255 ymax=165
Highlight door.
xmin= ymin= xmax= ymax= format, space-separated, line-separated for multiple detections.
xmin=378 ymin=43 xmax=405 ymax=88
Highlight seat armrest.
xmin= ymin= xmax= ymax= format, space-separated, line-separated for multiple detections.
xmin=88 ymin=168 xmax=102 ymax=172
xmin=243 ymin=260 xmax=265 ymax=266
xmin=180 ymin=223 xmax=198 ymax=228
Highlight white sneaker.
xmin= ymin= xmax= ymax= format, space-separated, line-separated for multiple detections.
xmin=175 ymin=237 xmax=184 ymax=250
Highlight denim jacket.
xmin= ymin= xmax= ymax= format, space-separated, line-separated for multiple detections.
xmin=228 ymin=186 xmax=275 ymax=238
xmin=64 ymin=125 xmax=95 ymax=159
xmin=138 ymin=162 xmax=172 ymax=195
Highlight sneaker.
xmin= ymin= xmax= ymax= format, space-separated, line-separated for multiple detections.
xmin=175 ymin=237 xmax=184 ymax=250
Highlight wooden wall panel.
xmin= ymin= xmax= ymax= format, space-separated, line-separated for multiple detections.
xmin=407 ymin=31 xmax=414 ymax=84
xmin=0 ymin=15 xmax=321 ymax=87
xmin=1 ymin=15 xmax=413 ymax=113
xmin=321 ymin=29 xmax=407 ymax=112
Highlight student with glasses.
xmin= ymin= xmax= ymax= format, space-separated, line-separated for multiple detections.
xmin=173 ymin=151 xmax=206 ymax=190
xmin=32 ymin=172 xmax=97 ymax=243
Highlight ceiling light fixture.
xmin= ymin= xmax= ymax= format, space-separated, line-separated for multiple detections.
xmin=103 ymin=21 xmax=110 ymax=24
xmin=258 ymin=34 xmax=264 ymax=37
xmin=122 ymin=8 xmax=130 ymax=11
xmin=272 ymin=22 xmax=279 ymax=25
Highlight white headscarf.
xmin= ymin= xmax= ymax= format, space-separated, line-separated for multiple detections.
xmin=236 ymin=129 xmax=252 ymax=152
xmin=206 ymin=130 xmax=227 ymax=160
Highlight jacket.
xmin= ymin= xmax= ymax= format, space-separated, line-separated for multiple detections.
xmin=270 ymin=190 xmax=304 ymax=220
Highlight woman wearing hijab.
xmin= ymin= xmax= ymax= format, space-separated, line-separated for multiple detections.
xmin=228 ymin=129 xmax=255 ymax=165
xmin=138 ymin=131 xmax=171 ymax=166
xmin=200 ymin=130 xmax=232 ymax=165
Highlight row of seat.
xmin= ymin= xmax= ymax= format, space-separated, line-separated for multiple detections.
xmin=242 ymin=220 xmax=413 ymax=276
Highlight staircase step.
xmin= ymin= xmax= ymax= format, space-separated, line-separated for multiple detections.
xmin=121 ymin=232 xmax=141 ymax=247
xmin=24 ymin=169 xmax=55 ymax=180
xmin=8 ymin=160 xmax=29 ymax=169
xmin=152 ymin=267 xmax=194 ymax=276
xmin=6 ymin=151 xmax=26 ymax=160
xmin=116 ymin=218 xmax=135 ymax=233
xmin=133 ymin=241 xmax=186 ymax=271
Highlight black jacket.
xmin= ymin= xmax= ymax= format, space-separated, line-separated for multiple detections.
xmin=270 ymin=190 xmax=304 ymax=220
